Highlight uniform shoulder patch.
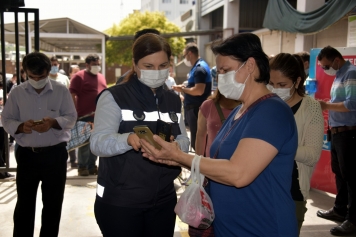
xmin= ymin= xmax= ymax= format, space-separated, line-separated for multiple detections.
xmin=169 ymin=112 xmax=178 ymax=123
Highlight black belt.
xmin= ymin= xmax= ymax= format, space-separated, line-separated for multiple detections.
xmin=331 ymin=126 xmax=356 ymax=135
xmin=25 ymin=142 xmax=67 ymax=153
xmin=184 ymin=104 xmax=200 ymax=110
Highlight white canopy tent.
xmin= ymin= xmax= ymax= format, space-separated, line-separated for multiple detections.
xmin=1 ymin=17 xmax=108 ymax=76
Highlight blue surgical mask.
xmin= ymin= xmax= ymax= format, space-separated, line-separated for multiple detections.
xmin=50 ymin=66 xmax=59 ymax=74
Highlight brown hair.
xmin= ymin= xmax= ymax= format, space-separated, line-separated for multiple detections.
xmin=269 ymin=53 xmax=306 ymax=96
xmin=185 ymin=42 xmax=199 ymax=57
xmin=124 ymin=33 xmax=171 ymax=82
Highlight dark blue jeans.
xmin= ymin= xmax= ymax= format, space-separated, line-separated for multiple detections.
xmin=331 ymin=129 xmax=356 ymax=225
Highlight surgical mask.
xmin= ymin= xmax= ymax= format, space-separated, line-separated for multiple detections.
xmin=304 ymin=69 xmax=309 ymax=75
xmin=50 ymin=66 xmax=59 ymax=74
xmin=323 ymin=60 xmax=338 ymax=76
xmin=138 ymin=67 xmax=169 ymax=88
xmin=218 ymin=62 xmax=248 ymax=100
xmin=267 ymin=83 xmax=295 ymax=101
xmin=183 ymin=58 xmax=192 ymax=67
xmin=324 ymin=67 xmax=337 ymax=76
xmin=90 ymin=65 xmax=101 ymax=75
xmin=28 ymin=77 xmax=49 ymax=89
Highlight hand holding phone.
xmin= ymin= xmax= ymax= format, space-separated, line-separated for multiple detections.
xmin=33 ymin=120 xmax=44 ymax=125
xmin=133 ymin=125 xmax=161 ymax=150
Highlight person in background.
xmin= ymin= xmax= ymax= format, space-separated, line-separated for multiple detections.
xmin=165 ymin=65 xmax=177 ymax=93
xmin=190 ymin=87 xmax=240 ymax=237
xmin=1 ymin=52 xmax=77 ymax=236
xmin=67 ymin=65 xmax=81 ymax=168
xmin=316 ymin=46 xmax=356 ymax=236
xmin=269 ymin=53 xmax=324 ymax=234
xmin=91 ymin=33 xmax=189 ymax=237
xmin=172 ymin=42 xmax=212 ymax=152
xmin=49 ymin=56 xmax=70 ymax=88
xmin=70 ymin=54 xmax=107 ymax=176
xmin=20 ymin=68 xmax=27 ymax=83
xmin=116 ymin=28 xmax=161 ymax=85
xmin=140 ymin=32 xmax=298 ymax=237
xmin=7 ymin=74 xmax=17 ymax=145
xmin=69 ymin=65 xmax=80 ymax=78
xmin=0 ymin=78 xmax=15 ymax=179
xmin=296 ymin=51 xmax=310 ymax=77
xmin=6 ymin=73 xmax=17 ymax=94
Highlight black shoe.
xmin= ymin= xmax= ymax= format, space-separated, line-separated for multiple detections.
xmin=330 ymin=220 xmax=356 ymax=236
xmin=317 ymin=208 xmax=345 ymax=222
xmin=0 ymin=172 xmax=15 ymax=180
xmin=89 ymin=166 xmax=98 ymax=175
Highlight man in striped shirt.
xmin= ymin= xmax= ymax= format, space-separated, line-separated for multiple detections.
xmin=316 ymin=46 xmax=356 ymax=236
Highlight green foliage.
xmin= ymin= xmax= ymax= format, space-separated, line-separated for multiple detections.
xmin=105 ymin=11 xmax=185 ymax=66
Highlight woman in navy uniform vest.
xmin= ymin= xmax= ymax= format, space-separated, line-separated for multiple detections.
xmin=90 ymin=33 xmax=190 ymax=237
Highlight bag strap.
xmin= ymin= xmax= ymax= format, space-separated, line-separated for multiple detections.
xmin=214 ymin=101 xmax=226 ymax=124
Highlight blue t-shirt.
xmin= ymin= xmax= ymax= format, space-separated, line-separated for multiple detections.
xmin=210 ymin=95 xmax=298 ymax=237
xmin=184 ymin=58 xmax=211 ymax=106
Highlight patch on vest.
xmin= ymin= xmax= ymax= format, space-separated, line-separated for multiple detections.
xmin=133 ymin=110 xmax=145 ymax=121
xmin=169 ymin=112 xmax=178 ymax=123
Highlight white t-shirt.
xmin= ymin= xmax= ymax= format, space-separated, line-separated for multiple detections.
xmin=49 ymin=73 xmax=70 ymax=88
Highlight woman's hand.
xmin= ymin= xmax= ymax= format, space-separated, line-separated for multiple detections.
xmin=140 ymin=134 xmax=182 ymax=166
xmin=127 ymin=133 xmax=142 ymax=151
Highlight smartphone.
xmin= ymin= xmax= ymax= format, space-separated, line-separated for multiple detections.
xmin=156 ymin=119 xmax=172 ymax=142
xmin=33 ymin=120 xmax=44 ymax=125
xmin=133 ymin=125 xmax=161 ymax=150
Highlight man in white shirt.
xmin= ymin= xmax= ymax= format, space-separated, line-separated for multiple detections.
xmin=48 ymin=56 xmax=70 ymax=88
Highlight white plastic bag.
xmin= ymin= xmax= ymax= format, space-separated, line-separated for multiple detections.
xmin=174 ymin=155 xmax=214 ymax=229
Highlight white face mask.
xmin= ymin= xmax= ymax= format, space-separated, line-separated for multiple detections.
xmin=304 ymin=69 xmax=309 ymax=75
xmin=267 ymin=83 xmax=295 ymax=101
xmin=218 ymin=62 xmax=248 ymax=100
xmin=324 ymin=67 xmax=337 ymax=76
xmin=28 ymin=77 xmax=49 ymax=89
xmin=90 ymin=65 xmax=101 ymax=75
xmin=137 ymin=67 xmax=169 ymax=88
xmin=183 ymin=58 xmax=192 ymax=67
xmin=323 ymin=60 xmax=338 ymax=76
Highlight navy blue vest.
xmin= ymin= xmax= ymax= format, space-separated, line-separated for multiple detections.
xmin=96 ymin=76 xmax=182 ymax=208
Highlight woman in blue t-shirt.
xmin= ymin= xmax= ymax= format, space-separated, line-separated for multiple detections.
xmin=140 ymin=33 xmax=299 ymax=237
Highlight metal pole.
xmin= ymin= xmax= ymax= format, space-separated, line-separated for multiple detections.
xmin=15 ymin=11 xmax=20 ymax=84
xmin=34 ymin=9 xmax=39 ymax=51
xmin=25 ymin=12 xmax=29 ymax=54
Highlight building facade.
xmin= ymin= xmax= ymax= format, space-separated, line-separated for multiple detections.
xmin=141 ymin=0 xmax=192 ymax=22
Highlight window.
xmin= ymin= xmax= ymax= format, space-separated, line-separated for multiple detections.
xmin=165 ymin=11 xmax=171 ymax=16
xmin=180 ymin=0 xmax=188 ymax=3
xmin=162 ymin=0 xmax=171 ymax=3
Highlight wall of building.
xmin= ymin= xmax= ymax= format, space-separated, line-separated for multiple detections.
xmin=252 ymin=16 xmax=349 ymax=56
xmin=140 ymin=0 xmax=192 ymax=22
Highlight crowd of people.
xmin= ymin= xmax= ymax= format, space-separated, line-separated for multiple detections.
xmin=0 ymin=29 xmax=355 ymax=237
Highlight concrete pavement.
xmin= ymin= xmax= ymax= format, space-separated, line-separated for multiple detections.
xmin=0 ymin=144 xmax=352 ymax=237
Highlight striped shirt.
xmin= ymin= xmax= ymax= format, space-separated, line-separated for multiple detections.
xmin=329 ymin=61 xmax=356 ymax=127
